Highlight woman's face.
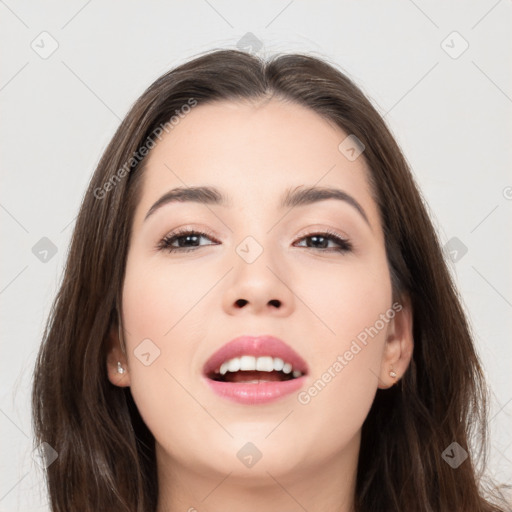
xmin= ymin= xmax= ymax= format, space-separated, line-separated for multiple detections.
xmin=108 ymin=98 xmax=412 ymax=485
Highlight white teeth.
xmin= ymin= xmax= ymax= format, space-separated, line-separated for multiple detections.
xmin=239 ymin=355 xmax=256 ymax=371
xmin=227 ymin=358 xmax=240 ymax=372
xmin=256 ymin=356 xmax=274 ymax=372
xmin=273 ymin=357 xmax=284 ymax=371
xmin=219 ymin=362 xmax=229 ymax=375
xmin=214 ymin=356 xmax=303 ymax=377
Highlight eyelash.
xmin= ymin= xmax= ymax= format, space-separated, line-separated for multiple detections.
xmin=156 ymin=228 xmax=353 ymax=254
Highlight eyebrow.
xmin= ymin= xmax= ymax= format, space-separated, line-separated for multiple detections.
xmin=144 ymin=185 xmax=370 ymax=226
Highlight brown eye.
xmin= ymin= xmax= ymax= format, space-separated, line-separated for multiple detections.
xmin=294 ymin=231 xmax=352 ymax=253
xmin=157 ymin=229 xmax=352 ymax=254
xmin=157 ymin=229 xmax=219 ymax=253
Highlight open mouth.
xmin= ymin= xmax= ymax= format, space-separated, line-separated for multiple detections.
xmin=207 ymin=355 xmax=305 ymax=383
xmin=202 ymin=335 xmax=309 ymax=403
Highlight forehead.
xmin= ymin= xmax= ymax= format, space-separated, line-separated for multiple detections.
xmin=134 ymin=98 xmax=378 ymax=224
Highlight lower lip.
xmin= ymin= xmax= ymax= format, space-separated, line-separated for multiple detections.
xmin=203 ymin=375 xmax=307 ymax=404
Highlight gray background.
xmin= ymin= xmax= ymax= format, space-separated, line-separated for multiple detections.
xmin=1 ymin=1 xmax=511 ymax=509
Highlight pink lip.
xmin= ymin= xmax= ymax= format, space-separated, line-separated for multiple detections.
xmin=201 ymin=335 xmax=309 ymax=405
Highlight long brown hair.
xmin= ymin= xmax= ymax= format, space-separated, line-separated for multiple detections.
xmin=32 ymin=48 xmax=508 ymax=511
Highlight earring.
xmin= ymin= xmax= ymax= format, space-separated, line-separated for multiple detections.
xmin=117 ymin=361 xmax=125 ymax=374
xmin=389 ymin=368 xmax=397 ymax=378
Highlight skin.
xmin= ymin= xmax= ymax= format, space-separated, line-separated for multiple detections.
xmin=106 ymin=98 xmax=414 ymax=512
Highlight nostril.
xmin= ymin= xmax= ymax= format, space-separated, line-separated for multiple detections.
xmin=235 ymin=299 xmax=248 ymax=307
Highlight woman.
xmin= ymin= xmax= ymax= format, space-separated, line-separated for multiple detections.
xmin=32 ymin=48 xmax=508 ymax=511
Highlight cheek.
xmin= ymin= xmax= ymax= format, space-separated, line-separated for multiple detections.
xmin=122 ymin=253 xmax=210 ymax=338
xmin=290 ymin=253 xmax=391 ymax=436
xmin=293 ymin=249 xmax=392 ymax=348
xmin=120 ymin=255 xmax=207 ymax=447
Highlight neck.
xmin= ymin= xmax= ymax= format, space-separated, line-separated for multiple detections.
xmin=155 ymin=436 xmax=359 ymax=512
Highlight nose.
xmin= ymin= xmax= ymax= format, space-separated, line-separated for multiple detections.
xmin=222 ymin=243 xmax=294 ymax=317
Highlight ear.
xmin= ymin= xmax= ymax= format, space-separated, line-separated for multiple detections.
xmin=106 ymin=324 xmax=131 ymax=388
xmin=378 ymin=296 xmax=414 ymax=389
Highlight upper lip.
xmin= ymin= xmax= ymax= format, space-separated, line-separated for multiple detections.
xmin=202 ymin=335 xmax=309 ymax=377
